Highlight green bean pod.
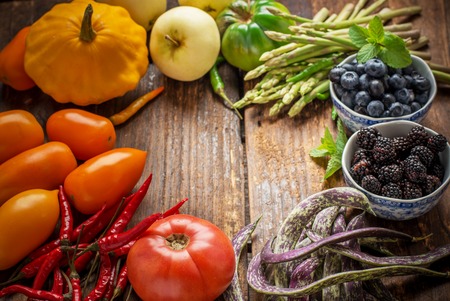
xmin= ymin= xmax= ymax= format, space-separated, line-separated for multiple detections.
xmin=247 ymin=252 xmax=449 ymax=297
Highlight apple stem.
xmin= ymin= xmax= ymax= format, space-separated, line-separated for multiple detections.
xmin=164 ymin=34 xmax=179 ymax=47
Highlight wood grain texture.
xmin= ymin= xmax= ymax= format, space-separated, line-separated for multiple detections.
xmin=0 ymin=0 xmax=449 ymax=300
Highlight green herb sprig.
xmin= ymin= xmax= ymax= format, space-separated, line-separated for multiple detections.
xmin=310 ymin=118 xmax=347 ymax=180
xmin=349 ymin=16 xmax=412 ymax=68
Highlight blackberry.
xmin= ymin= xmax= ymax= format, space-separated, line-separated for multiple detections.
xmin=378 ymin=164 xmax=403 ymax=184
xmin=391 ymin=136 xmax=411 ymax=155
xmin=361 ymin=175 xmax=382 ymax=194
xmin=350 ymin=158 xmax=372 ymax=183
xmin=422 ymin=175 xmax=442 ymax=195
xmin=427 ymin=134 xmax=448 ymax=153
xmin=410 ymin=145 xmax=434 ymax=167
xmin=351 ymin=149 xmax=372 ymax=165
xmin=372 ymin=137 xmax=396 ymax=163
xmin=407 ymin=125 xmax=429 ymax=147
xmin=356 ymin=127 xmax=381 ymax=150
xmin=401 ymin=180 xmax=423 ymax=199
xmin=403 ymin=155 xmax=427 ymax=183
xmin=381 ymin=182 xmax=402 ymax=198
xmin=428 ymin=159 xmax=445 ymax=181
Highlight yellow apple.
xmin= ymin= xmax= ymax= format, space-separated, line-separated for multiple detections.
xmin=149 ymin=6 xmax=221 ymax=82
xmin=178 ymin=0 xmax=233 ymax=18
xmin=96 ymin=0 xmax=166 ymax=31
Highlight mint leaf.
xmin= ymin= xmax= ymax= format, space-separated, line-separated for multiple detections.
xmin=310 ymin=119 xmax=347 ymax=180
xmin=309 ymin=127 xmax=336 ymax=157
xmin=357 ymin=43 xmax=380 ymax=63
xmin=378 ymin=32 xmax=412 ymax=68
xmin=324 ymin=156 xmax=342 ymax=180
xmin=349 ymin=24 xmax=369 ymax=48
xmin=349 ymin=16 xmax=411 ymax=68
xmin=367 ymin=16 xmax=384 ymax=44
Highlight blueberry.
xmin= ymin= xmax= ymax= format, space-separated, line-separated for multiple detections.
xmin=413 ymin=76 xmax=431 ymax=91
xmin=329 ymin=67 xmax=346 ymax=83
xmin=394 ymin=88 xmax=412 ymax=104
xmin=356 ymin=63 xmax=365 ymax=75
xmin=381 ymin=110 xmax=391 ymax=117
xmin=402 ymin=64 xmax=414 ymax=75
xmin=340 ymin=71 xmax=360 ymax=90
xmin=354 ymin=90 xmax=372 ymax=107
xmin=367 ymin=100 xmax=385 ymax=117
xmin=415 ymin=91 xmax=429 ymax=105
xmin=353 ymin=105 xmax=368 ymax=115
xmin=364 ymin=58 xmax=388 ymax=77
xmin=342 ymin=63 xmax=357 ymax=72
xmin=388 ymin=67 xmax=402 ymax=75
xmin=341 ymin=90 xmax=357 ymax=108
xmin=402 ymin=104 xmax=412 ymax=115
xmin=333 ymin=83 xmax=345 ymax=98
xmin=389 ymin=102 xmax=404 ymax=117
xmin=411 ymin=102 xmax=422 ymax=112
xmin=368 ymin=79 xmax=385 ymax=98
xmin=359 ymin=73 xmax=371 ymax=90
xmin=404 ymin=75 xmax=414 ymax=88
xmin=382 ymin=93 xmax=396 ymax=109
xmin=388 ymin=73 xmax=407 ymax=90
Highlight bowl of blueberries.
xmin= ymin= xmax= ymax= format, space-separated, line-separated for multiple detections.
xmin=341 ymin=120 xmax=449 ymax=221
xmin=329 ymin=54 xmax=437 ymax=133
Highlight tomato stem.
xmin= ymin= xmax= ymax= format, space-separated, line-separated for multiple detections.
xmin=166 ymin=234 xmax=190 ymax=250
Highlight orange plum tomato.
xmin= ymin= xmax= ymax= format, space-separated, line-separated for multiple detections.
xmin=46 ymin=108 xmax=116 ymax=161
xmin=127 ymin=214 xmax=236 ymax=301
xmin=64 ymin=148 xmax=147 ymax=215
xmin=0 ymin=189 xmax=59 ymax=270
xmin=0 ymin=141 xmax=77 ymax=207
xmin=0 ymin=109 xmax=44 ymax=164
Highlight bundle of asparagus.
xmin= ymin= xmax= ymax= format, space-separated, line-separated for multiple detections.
xmin=233 ymin=0 xmax=450 ymax=117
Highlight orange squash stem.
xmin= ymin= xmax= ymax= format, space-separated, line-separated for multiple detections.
xmin=109 ymin=86 xmax=165 ymax=126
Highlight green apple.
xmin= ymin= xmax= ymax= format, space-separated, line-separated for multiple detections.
xmin=149 ymin=6 xmax=221 ymax=82
xmin=178 ymin=0 xmax=233 ymax=18
xmin=96 ymin=0 xmax=166 ymax=31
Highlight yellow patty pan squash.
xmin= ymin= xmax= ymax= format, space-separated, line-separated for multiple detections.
xmin=24 ymin=0 xmax=149 ymax=106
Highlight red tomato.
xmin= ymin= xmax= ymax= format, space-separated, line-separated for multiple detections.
xmin=127 ymin=214 xmax=236 ymax=301
xmin=64 ymin=148 xmax=147 ymax=214
xmin=46 ymin=108 xmax=116 ymax=161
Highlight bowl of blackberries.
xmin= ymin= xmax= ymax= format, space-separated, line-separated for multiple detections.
xmin=329 ymin=54 xmax=437 ymax=133
xmin=341 ymin=120 xmax=449 ymax=221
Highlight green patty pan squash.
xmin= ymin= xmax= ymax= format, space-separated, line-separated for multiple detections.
xmin=216 ymin=0 xmax=294 ymax=71
xmin=24 ymin=0 xmax=148 ymax=106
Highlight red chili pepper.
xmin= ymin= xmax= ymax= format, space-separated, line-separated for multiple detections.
xmin=26 ymin=238 xmax=60 ymax=262
xmin=101 ymin=257 xmax=118 ymax=301
xmin=93 ymin=199 xmax=188 ymax=254
xmin=0 ymin=284 xmax=64 ymax=301
xmin=112 ymin=264 xmax=128 ymax=299
xmin=51 ymin=268 xmax=64 ymax=295
xmin=71 ymin=204 xmax=106 ymax=242
xmin=32 ymin=247 xmax=64 ymax=290
xmin=0 ymin=252 xmax=48 ymax=286
xmin=58 ymin=185 xmax=73 ymax=245
xmin=83 ymin=253 xmax=112 ymax=301
xmin=162 ymin=198 xmax=188 ymax=218
xmin=96 ymin=212 xmax=163 ymax=254
xmin=108 ymin=240 xmax=136 ymax=258
xmin=70 ymin=273 xmax=82 ymax=301
xmin=106 ymin=173 xmax=153 ymax=236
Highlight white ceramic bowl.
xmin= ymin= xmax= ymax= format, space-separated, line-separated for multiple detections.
xmin=341 ymin=120 xmax=450 ymax=220
xmin=330 ymin=54 xmax=437 ymax=133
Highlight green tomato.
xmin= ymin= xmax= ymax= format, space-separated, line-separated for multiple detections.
xmin=216 ymin=0 xmax=294 ymax=71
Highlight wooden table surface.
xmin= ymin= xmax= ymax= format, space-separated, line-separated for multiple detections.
xmin=1 ymin=0 xmax=449 ymax=300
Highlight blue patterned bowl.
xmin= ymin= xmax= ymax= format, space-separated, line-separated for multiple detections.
xmin=330 ymin=54 xmax=437 ymax=134
xmin=341 ymin=120 xmax=450 ymax=221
